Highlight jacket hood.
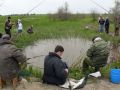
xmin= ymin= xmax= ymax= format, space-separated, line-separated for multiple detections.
xmin=49 ymin=52 xmax=61 ymax=59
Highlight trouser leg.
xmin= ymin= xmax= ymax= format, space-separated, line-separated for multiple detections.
xmin=5 ymin=29 xmax=11 ymax=38
xmin=82 ymin=58 xmax=91 ymax=75
xmin=105 ymin=26 xmax=109 ymax=34
xmin=95 ymin=66 xmax=100 ymax=72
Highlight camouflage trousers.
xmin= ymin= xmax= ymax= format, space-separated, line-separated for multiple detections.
xmin=82 ymin=57 xmax=100 ymax=75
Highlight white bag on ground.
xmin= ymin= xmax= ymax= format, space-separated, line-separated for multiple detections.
xmin=89 ymin=71 xmax=101 ymax=77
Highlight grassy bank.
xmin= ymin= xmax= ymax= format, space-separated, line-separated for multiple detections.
xmin=0 ymin=15 xmax=119 ymax=48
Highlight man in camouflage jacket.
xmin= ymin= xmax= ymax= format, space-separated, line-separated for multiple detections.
xmin=82 ymin=36 xmax=110 ymax=74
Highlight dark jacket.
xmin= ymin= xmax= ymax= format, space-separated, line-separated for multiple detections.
xmin=0 ymin=39 xmax=26 ymax=80
xmin=87 ymin=40 xmax=110 ymax=67
xmin=99 ymin=19 xmax=105 ymax=25
xmin=105 ymin=19 xmax=110 ymax=26
xmin=42 ymin=52 xmax=68 ymax=85
xmin=5 ymin=20 xmax=12 ymax=30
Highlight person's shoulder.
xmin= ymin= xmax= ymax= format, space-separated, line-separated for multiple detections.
xmin=5 ymin=20 xmax=9 ymax=23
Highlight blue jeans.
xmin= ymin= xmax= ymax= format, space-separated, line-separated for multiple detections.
xmin=99 ymin=25 xmax=104 ymax=32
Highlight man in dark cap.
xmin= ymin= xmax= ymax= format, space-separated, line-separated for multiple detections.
xmin=0 ymin=34 xmax=26 ymax=89
xmin=4 ymin=16 xmax=13 ymax=38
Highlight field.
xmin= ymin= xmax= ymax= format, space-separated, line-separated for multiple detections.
xmin=0 ymin=14 xmax=119 ymax=48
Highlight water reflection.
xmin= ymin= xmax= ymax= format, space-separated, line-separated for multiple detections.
xmin=24 ymin=38 xmax=91 ymax=68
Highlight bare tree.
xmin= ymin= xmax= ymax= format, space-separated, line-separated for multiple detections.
xmin=112 ymin=0 xmax=120 ymax=36
xmin=90 ymin=9 xmax=99 ymax=21
xmin=56 ymin=2 xmax=70 ymax=20
xmin=48 ymin=2 xmax=71 ymax=21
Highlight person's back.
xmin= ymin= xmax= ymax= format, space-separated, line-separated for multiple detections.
xmin=82 ymin=36 xmax=110 ymax=74
xmin=87 ymin=39 xmax=109 ymax=66
xmin=43 ymin=45 xmax=68 ymax=85
xmin=0 ymin=34 xmax=26 ymax=81
xmin=105 ymin=17 xmax=110 ymax=34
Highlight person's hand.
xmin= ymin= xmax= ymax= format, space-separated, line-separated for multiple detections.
xmin=65 ymin=68 xmax=68 ymax=73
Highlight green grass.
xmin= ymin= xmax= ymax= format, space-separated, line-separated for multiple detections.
xmin=69 ymin=60 xmax=120 ymax=79
xmin=19 ymin=65 xmax=42 ymax=81
xmin=0 ymin=15 xmax=119 ymax=48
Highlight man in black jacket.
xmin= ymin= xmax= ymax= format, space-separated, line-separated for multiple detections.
xmin=43 ymin=45 xmax=68 ymax=85
xmin=4 ymin=16 xmax=13 ymax=38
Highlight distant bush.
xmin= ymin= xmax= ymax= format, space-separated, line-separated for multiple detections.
xmin=90 ymin=9 xmax=99 ymax=21
xmin=48 ymin=2 xmax=71 ymax=21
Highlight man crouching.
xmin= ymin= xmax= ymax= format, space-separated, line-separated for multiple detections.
xmin=0 ymin=34 xmax=26 ymax=89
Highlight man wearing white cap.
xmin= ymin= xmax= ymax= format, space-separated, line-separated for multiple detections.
xmin=82 ymin=36 xmax=110 ymax=75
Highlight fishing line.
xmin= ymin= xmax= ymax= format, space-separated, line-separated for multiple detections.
xmin=89 ymin=0 xmax=110 ymax=14
xmin=27 ymin=0 xmax=46 ymax=14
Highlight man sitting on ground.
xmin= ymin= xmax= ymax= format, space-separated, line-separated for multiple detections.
xmin=42 ymin=45 xmax=68 ymax=85
xmin=82 ymin=36 xmax=110 ymax=75
xmin=0 ymin=34 xmax=27 ymax=89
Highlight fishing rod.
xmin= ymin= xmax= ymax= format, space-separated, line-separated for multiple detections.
xmin=27 ymin=55 xmax=45 ymax=60
xmin=89 ymin=0 xmax=110 ymax=14
xmin=26 ymin=0 xmax=46 ymax=14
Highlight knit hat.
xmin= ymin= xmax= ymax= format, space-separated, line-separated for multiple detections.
xmin=92 ymin=36 xmax=102 ymax=43
xmin=2 ymin=34 xmax=10 ymax=40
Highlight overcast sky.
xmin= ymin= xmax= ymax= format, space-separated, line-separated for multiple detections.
xmin=0 ymin=0 xmax=115 ymax=15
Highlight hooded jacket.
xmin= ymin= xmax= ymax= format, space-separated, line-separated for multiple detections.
xmin=0 ymin=39 xmax=26 ymax=80
xmin=43 ymin=52 xmax=68 ymax=85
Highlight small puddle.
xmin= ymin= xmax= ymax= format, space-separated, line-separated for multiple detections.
xmin=24 ymin=38 xmax=91 ymax=68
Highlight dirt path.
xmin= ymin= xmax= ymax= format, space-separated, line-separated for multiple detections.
xmin=2 ymin=78 xmax=120 ymax=90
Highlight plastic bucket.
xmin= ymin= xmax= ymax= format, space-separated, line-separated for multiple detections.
xmin=110 ymin=69 xmax=120 ymax=84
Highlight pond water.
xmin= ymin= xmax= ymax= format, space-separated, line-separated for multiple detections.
xmin=24 ymin=38 xmax=91 ymax=68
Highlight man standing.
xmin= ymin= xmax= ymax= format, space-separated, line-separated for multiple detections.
xmin=43 ymin=45 xmax=68 ymax=85
xmin=82 ymin=36 xmax=110 ymax=75
xmin=114 ymin=16 xmax=120 ymax=36
xmin=105 ymin=17 xmax=110 ymax=34
xmin=4 ymin=16 xmax=13 ymax=38
xmin=98 ymin=16 xmax=105 ymax=33
xmin=0 ymin=34 xmax=26 ymax=88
